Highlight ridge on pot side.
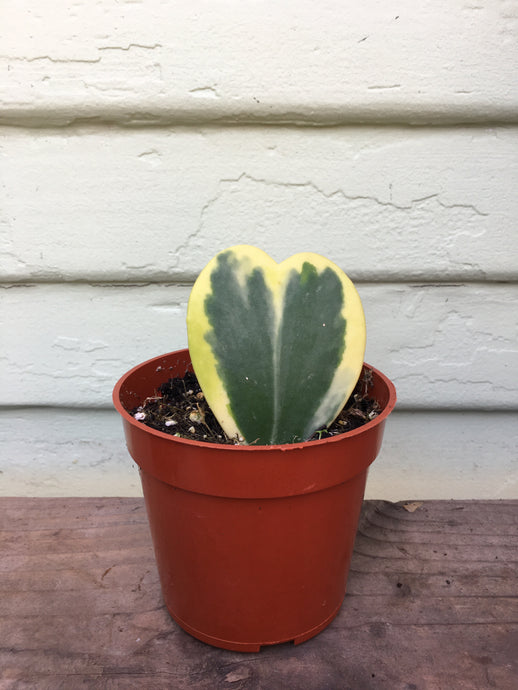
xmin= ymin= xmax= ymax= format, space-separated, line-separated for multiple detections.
xmin=113 ymin=244 xmax=396 ymax=652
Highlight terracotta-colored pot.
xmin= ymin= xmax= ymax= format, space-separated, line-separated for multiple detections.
xmin=113 ymin=349 xmax=396 ymax=652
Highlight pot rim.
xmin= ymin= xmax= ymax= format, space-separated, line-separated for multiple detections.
xmin=113 ymin=349 xmax=397 ymax=452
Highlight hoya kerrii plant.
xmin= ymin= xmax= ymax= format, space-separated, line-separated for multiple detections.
xmin=186 ymin=244 xmax=366 ymax=445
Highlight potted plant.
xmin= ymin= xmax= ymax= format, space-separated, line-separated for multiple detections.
xmin=113 ymin=245 xmax=396 ymax=652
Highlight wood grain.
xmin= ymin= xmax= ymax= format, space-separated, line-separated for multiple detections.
xmin=1 ymin=498 xmax=517 ymax=689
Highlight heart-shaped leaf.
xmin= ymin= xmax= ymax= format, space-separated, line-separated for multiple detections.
xmin=187 ymin=245 xmax=366 ymax=445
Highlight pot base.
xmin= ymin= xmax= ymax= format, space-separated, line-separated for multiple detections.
xmin=168 ymin=600 xmax=344 ymax=652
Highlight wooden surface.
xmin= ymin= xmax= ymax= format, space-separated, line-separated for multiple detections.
xmin=1 ymin=498 xmax=517 ymax=689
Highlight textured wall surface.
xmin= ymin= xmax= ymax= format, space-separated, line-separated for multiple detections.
xmin=1 ymin=1 xmax=517 ymax=498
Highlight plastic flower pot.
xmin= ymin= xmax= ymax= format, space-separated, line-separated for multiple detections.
xmin=113 ymin=348 xmax=396 ymax=652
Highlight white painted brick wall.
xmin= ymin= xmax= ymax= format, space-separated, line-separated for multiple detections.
xmin=1 ymin=1 xmax=517 ymax=497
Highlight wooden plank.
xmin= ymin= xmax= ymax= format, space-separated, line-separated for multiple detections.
xmin=2 ymin=409 xmax=518 ymax=501
xmin=1 ymin=498 xmax=517 ymax=688
xmin=1 ymin=2 xmax=517 ymax=127
xmin=2 ymin=283 xmax=517 ymax=409
xmin=2 ymin=127 xmax=517 ymax=283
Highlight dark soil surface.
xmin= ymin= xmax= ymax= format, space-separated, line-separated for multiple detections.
xmin=131 ymin=368 xmax=381 ymax=445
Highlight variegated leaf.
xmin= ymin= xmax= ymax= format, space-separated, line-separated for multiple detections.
xmin=186 ymin=245 xmax=366 ymax=445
